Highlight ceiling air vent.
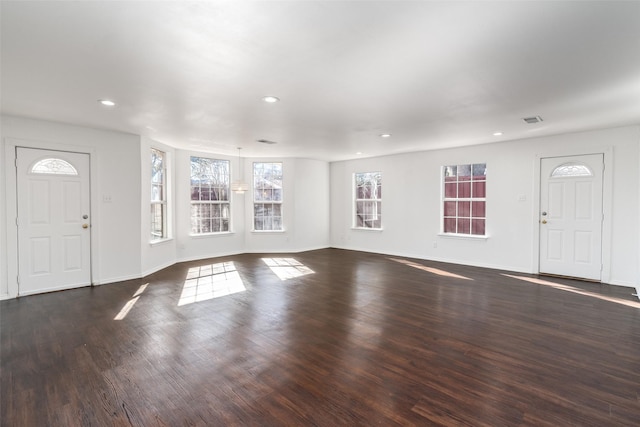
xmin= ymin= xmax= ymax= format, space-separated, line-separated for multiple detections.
xmin=523 ymin=116 xmax=543 ymax=124
xmin=257 ymin=139 xmax=277 ymax=144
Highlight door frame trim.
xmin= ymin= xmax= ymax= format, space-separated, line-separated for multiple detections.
xmin=533 ymin=147 xmax=613 ymax=283
xmin=4 ymin=138 xmax=99 ymax=298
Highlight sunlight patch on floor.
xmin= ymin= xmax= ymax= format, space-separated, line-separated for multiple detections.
xmin=114 ymin=283 xmax=149 ymax=320
xmin=503 ymin=274 xmax=640 ymax=308
xmin=262 ymin=258 xmax=315 ymax=281
xmin=388 ymin=258 xmax=473 ymax=280
xmin=178 ymin=262 xmax=246 ymax=306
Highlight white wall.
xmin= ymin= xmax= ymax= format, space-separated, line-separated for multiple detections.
xmin=3 ymin=115 xmax=635 ymax=297
xmin=1 ymin=116 xmax=142 ymax=298
xmin=330 ymin=125 xmax=640 ymax=288
xmin=244 ymin=157 xmax=331 ymax=254
xmin=291 ymin=158 xmax=331 ymax=251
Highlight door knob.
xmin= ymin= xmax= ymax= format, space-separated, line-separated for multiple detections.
xmin=82 ymin=224 xmax=89 ymax=229
xmin=541 ymin=220 xmax=547 ymax=224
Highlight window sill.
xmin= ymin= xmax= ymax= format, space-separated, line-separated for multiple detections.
xmin=438 ymin=233 xmax=489 ymax=240
xmin=189 ymin=232 xmax=235 ymax=238
xmin=251 ymin=230 xmax=286 ymax=234
xmin=149 ymin=237 xmax=173 ymax=246
xmin=351 ymin=227 xmax=384 ymax=232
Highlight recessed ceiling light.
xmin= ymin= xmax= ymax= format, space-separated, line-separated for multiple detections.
xmin=356 ymin=152 xmax=363 ymax=155
xmin=379 ymin=133 xmax=392 ymax=138
xmin=262 ymin=96 xmax=280 ymax=103
xmin=493 ymin=131 xmax=503 ymax=136
xmin=98 ymin=99 xmax=116 ymax=107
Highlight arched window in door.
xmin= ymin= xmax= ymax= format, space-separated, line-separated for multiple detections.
xmin=550 ymin=163 xmax=592 ymax=178
xmin=30 ymin=158 xmax=78 ymax=175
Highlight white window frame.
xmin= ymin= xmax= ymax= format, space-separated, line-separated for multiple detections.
xmin=441 ymin=163 xmax=486 ymax=237
xmin=253 ymin=162 xmax=283 ymax=232
xmin=354 ymin=171 xmax=382 ymax=230
xmin=190 ymin=156 xmax=231 ymax=235
xmin=150 ymin=148 xmax=168 ymax=241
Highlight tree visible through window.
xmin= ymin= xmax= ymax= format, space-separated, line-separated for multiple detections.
xmin=151 ymin=148 xmax=167 ymax=241
xmin=443 ymin=163 xmax=486 ymax=235
xmin=354 ymin=172 xmax=382 ymax=229
xmin=253 ymin=162 xmax=283 ymax=231
xmin=190 ymin=157 xmax=230 ymax=233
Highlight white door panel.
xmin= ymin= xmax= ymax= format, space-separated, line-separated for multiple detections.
xmin=17 ymin=148 xmax=91 ymax=295
xmin=539 ymin=154 xmax=603 ymax=281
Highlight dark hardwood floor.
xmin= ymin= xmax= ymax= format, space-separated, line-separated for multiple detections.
xmin=2 ymin=249 xmax=639 ymax=426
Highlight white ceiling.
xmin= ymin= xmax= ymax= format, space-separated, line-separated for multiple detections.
xmin=2 ymin=1 xmax=639 ymax=161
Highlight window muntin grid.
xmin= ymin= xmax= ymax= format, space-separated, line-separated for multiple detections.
xmin=151 ymin=148 xmax=167 ymax=241
xmin=354 ymin=172 xmax=382 ymax=229
xmin=190 ymin=157 xmax=230 ymax=234
xmin=253 ymin=162 xmax=283 ymax=231
xmin=443 ymin=163 xmax=486 ymax=236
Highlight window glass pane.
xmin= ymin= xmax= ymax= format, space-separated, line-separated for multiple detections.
xmin=472 ymin=219 xmax=485 ymax=235
xmin=444 ymin=201 xmax=456 ymax=216
xmin=31 ymin=158 xmax=78 ymax=175
xmin=457 ymin=218 xmax=470 ymax=234
xmin=445 ymin=183 xmax=457 ymax=198
xmin=151 ymin=149 xmax=164 ymax=183
xmin=273 ymin=217 xmax=282 ymax=230
xmin=457 ymin=164 xmax=471 ymax=181
xmin=472 ymin=181 xmax=486 ymax=198
xmin=472 ymin=163 xmax=487 ymax=180
xmin=444 ymin=166 xmax=457 ymax=181
xmin=444 ymin=218 xmax=456 ymax=233
xmin=472 ymin=201 xmax=486 ymax=218
xmin=458 ymin=201 xmax=470 ymax=217
xmin=458 ymin=182 xmax=471 ymax=198
xmin=151 ymin=184 xmax=163 ymax=201
xmin=265 ymin=188 xmax=274 ymax=201
xmin=150 ymin=203 xmax=164 ymax=240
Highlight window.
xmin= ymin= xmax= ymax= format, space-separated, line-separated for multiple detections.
xmin=253 ymin=162 xmax=283 ymax=231
xmin=443 ymin=163 xmax=486 ymax=235
xmin=551 ymin=163 xmax=593 ymax=178
xmin=190 ymin=157 xmax=230 ymax=234
xmin=150 ymin=148 xmax=167 ymax=241
xmin=31 ymin=158 xmax=78 ymax=175
xmin=354 ymin=172 xmax=382 ymax=229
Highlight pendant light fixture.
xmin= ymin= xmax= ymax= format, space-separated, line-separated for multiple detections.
xmin=231 ymin=147 xmax=249 ymax=194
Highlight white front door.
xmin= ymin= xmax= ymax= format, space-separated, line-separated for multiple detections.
xmin=16 ymin=148 xmax=92 ymax=295
xmin=539 ymin=154 xmax=603 ymax=281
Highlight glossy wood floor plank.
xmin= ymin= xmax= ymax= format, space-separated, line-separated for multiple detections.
xmin=2 ymin=249 xmax=639 ymax=426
